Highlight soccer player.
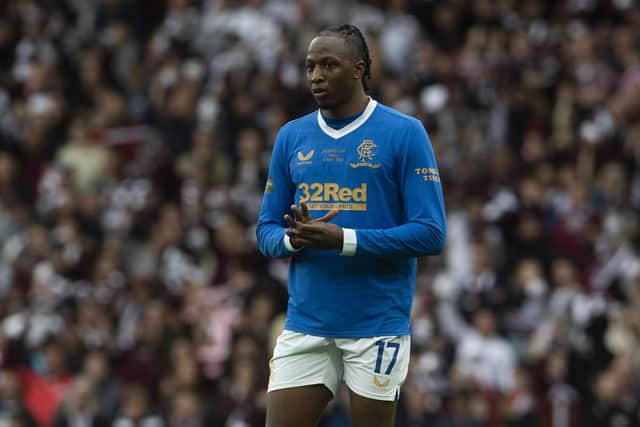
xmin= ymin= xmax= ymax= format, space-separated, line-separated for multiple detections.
xmin=256 ymin=24 xmax=446 ymax=427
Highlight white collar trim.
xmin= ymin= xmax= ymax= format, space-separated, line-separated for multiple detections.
xmin=316 ymin=98 xmax=378 ymax=139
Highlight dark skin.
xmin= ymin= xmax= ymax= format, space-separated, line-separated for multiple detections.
xmin=305 ymin=35 xmax=369 ymax=119
xmin=284 ymin=202 xmax=340 ymax=249
xmin=284 ymin=34 xmax=369 ymax=252
xmin=267 ymin=35 xmax=399 ymax=427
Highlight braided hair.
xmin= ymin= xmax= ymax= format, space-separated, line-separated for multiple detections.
xmin=318 ymin=24 xmax=372 ymax=92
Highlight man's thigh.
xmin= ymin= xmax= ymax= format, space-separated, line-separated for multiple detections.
xmin=349 ymin=389 xmax=398 ymax=427
xmin=266 ymin=330 xmax=341 ymax=427
xmin=266 ymin=385 xmax=333 ymax=427
xmin=337 ymin=335 xmax=411 ymax=427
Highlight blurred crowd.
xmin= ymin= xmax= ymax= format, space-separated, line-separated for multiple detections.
xmin=0 ymin=0 xmax=640 ymax=426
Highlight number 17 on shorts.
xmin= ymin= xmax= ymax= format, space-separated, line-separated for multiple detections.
xmin=338 ymin=335 xmax=411 ymax=401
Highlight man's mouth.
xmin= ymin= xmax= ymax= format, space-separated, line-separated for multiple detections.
xmin=312 ymin=88 xmax=328 ymax=96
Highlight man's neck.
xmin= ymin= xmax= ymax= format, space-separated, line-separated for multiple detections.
xmin=321 ymin=92 xmax=369 ymax=120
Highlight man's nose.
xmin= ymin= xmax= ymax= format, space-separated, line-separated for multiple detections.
xmin=310 ymin=66 xmax=325 ymax=82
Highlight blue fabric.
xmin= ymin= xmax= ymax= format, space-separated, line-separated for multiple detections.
xmin=256 ymin=101 xmax=446 ymax=337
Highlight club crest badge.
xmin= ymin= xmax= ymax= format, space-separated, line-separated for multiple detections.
xmin=350 ymin=140 xmax=381 ymax=169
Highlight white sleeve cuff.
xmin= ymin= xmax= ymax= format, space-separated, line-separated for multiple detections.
xmin=284 ymin=233 xmax=303 ymax=253
xmin=340 ymin=228 xmax=357 ymax=256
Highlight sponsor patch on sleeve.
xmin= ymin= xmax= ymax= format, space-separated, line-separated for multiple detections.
xmin=264 ymin=178 xmax=274 ymax=193
xmin=414 ymin=167 xmax=440 ymax=182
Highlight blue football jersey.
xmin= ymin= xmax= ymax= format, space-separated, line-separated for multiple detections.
xmin=257 ymin=99 xmax=446 ymax=337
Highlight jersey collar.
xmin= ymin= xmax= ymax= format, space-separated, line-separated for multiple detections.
xmin=317 ymin=98 xmax=378 ymax=140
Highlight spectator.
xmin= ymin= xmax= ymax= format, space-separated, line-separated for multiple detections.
xmin=18 ymin=337 xmax=72 ymax=427
xmin=0 ymin=370 xmax=37 ymax=427
xmin=51 ymin=376 xmax=110 ymax=427
xmin=539 ymin=350 xmax=580 ymax=427
xmin=166 ymin=389 xmax=205 ymax=427
xmin=587 ymin=371 xmax=638 ymax=427
xmin=499 ymin=367 xmax=540 ymax=427
xmin=440 ymin=306 xmax=516 ymax=393
xmin=112 ymin=384 xmax=164 ymax=427
xmin=81 ymin=350 xmax=120 ymax=422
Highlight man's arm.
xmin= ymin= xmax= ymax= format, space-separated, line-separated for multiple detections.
xmin=256 ymin=128 xmax=300 ymax=258
xmin=346 ymin=119 xmax=446 ymax=257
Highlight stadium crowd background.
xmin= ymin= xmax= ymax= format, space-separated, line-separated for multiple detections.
xmin=0 ymin=0 xmax=639 ymax=426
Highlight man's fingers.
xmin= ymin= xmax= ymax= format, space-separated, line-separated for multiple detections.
xmin=292 ymin=237 xmax=313 ymax=247
xmin=294 ymin=223 xmax=328 ymax=236
xmin=289 ymin=205 xmax=338 ymax=227
xmin=323 ymin=209 xmax=340 ymax=221
xmin=284 ymin=214 xmax=296 ymax=229
xmin=290 ymin=205 xmax=302 ymax=222
xmin=300 ymin=202 xmax=312 ymax=221
xmin=314 ymin=209 xmax=339 ymax=223
xmin=285 ymin=230 xmax=312 ymax=247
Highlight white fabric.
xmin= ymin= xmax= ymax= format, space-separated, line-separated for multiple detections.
xmin=283 ymin=233 xmax=303 ymax=253
xmin=268 ymin=330 xmax=410 ymax=401
xmin=283 ymin=228 xmax=356 ymax=255
xmin=340 ymin=228 xmax=357 ymax=256
xmin=316 ymin=98 xmax=377 ymax=139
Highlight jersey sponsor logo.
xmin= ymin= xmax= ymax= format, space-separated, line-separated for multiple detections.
xmin=297 ymin=149 xmax=315 ymax=164
xmin=298 ymin=182 xmax=367 ymax=211
xmin=373 ymin=376 xmax=390 ymax=389
xmin=350 ymin=140 xmax=381 ymax=169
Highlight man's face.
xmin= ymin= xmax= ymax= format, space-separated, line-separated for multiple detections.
xmin=473 ymin=310 xmax=496 ymax=337
xmin=306 ymin=36 xmax=361 ymax=110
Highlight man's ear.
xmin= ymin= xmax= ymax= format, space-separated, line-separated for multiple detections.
xmin=353 ymin=59 xmax=365 ymax=80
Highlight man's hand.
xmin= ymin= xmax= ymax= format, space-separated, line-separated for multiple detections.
xmin=284 ymin=202 xmax=343 ymax=250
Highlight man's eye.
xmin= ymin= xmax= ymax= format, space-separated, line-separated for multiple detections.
xmin=325 ymin=63 xmax=335 ymax=69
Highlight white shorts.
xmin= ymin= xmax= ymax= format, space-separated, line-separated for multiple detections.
xmin=268 ymin=330 xmax=410 ymax=401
